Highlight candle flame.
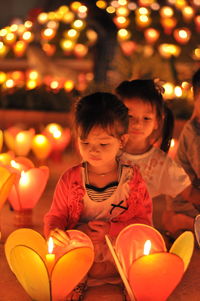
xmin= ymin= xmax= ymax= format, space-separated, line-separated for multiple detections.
xmin=170 ymin=138 xmax=175 ymax=148
xmin=10 ymin=160 xmax=21 ymax=170
xmin=48 ymin=237 xmax=54 ymax=254
xmin=19 ymin=171 xmax=29 ymax=186
xmin=144 ymin=240 xmax=151 ymax=255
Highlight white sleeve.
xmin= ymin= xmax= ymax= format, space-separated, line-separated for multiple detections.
xmin=159 ymin=157 xmax=191 ymax=198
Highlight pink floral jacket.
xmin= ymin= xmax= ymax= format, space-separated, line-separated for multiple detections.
xmin=44 ymin=164 xmax=152 ymax=238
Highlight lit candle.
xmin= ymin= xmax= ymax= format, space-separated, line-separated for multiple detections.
xmin=45 ymin=237 xmax=55 ymax=274
xmin=129 ymin=240 xmax=184 ymax=301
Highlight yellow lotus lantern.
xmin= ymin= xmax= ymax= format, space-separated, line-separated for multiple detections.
xmin=106 ymin=224 xmax=194 ymax=301
xmin=4 ymin=126 xmax=35 ymax=156
xmin=0 ymin=166 xmax=17 ymax=211
xmin=5 ymin=228 xmax=94 ymax=301
xmin=8 ymin=157 xmax=49 ymax=227
xmin=32 ymin=134 xmax=52 ymax=162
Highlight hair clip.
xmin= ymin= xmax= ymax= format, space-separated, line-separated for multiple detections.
xmin=153 ymin=78 xmax=165 ymax=94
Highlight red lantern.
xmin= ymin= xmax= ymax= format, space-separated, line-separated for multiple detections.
xmin=173 ymin=28 xmax=191 ymax=44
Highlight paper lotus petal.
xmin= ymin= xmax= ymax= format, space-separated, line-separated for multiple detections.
xmin=106 ymin=224 xmax=194 ymax=301
xmin=0 ymin=166 xmax=17 ymax=211
xmin=194 ymin=214 xmax=200 ymax=246
xmin=115 ymin=223 xmax=166 ymax=277
xmin=8 ymin=166 xmax=49 ymax=210
xmin=169 ymin=231 xmax=194 ymax=271
xmin=129 ymin=252 xmax=184 ymax=301
xmin=5 ymin=228 xmax=94 ymax=301
xmin=52 ymin=247 xmax=94 ymax=299
xmin=0 ymin=151 xmax=15 ymax=165
xmin=10 ymin=245 xmax=50 ymax=301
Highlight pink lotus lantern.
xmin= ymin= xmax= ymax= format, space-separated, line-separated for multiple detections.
xmin=4 ymin=126 xmax=35 ymax=156
xmin=106 ymin=224 xmax=194 ymax=301
xmin=43 ymin=123 xmax=71 ymax=161
xmin=5 ymin=228 xmax=94 ymax=301
xmin=8 ymin=157 xmax=49 ymax=226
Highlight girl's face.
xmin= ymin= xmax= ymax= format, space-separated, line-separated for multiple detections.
xmin=78 ymin=126 xmax=126 ymax=167
xmin=124 ymin=97 xmax=158 ymax=142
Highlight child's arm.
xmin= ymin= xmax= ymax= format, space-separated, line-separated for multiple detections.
xmin=109 ymin=167 xmax=152 ymax=237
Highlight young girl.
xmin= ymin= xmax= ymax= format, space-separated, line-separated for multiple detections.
xmin=44 ymin=92 xmax=152 ymax=300
xmin=116 ymin=79 xmax=200 ymax=237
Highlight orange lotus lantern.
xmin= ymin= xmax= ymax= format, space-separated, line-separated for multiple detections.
xmin=43 ymin=123 xmax=71 ymax=161
xmin=13 ymin=40 xmax=27 ymax=57
xmin=144 ymin=28 xmax=160 ymax=44
xmin=5 ymin=228 xmax=94 ymax=301
xmin=0 ymin=151 xmax=14 ymax=166
xmin=4 ymin=126 xmax=35 ymax=156
xmin=8 ymin=157 xmax=49 ymax=227
xmin=106 ymin=224 xmax=194 ymax=301
xmin=160 ymin=17 xmax=177 ymax=35
xmin=173 ymin=28 xmax=191 ymax=44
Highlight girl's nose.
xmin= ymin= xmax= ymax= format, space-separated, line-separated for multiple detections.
xmin=89 ymin=145 xmax=99 ymax=153
xmin=131 ymin=118 xmax=142 ymax=127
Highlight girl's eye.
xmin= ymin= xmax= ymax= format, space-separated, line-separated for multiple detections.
xmin=81 ymin=142 xmax=89 ymax=145
xmin=100 ymin=144 xmax=108 ymax=146
xmin=128 ymin=115 xmax=133 ymax=119
xmin=144 ymin=117 xmax=152 ymax=121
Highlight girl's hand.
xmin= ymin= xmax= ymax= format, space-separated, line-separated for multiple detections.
xmin=49 ymin=228 xmax=70 ymax=247
xmin=88 ymin=220 xmax=110 ymax=242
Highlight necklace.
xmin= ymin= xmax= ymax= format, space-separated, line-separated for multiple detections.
xmin=88 ymin=167 xmax=117 ymax=177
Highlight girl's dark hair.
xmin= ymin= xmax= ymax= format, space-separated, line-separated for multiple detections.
xmin=116 ymin=79 xmax=174 ymax=153
xmin=75 ymin=92 xmax=129 ymax=139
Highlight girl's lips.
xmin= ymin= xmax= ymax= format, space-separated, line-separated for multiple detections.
xmin=89 ymin=156 xmax=101 ymax=161
xmin=130 ymin=130 xmax=143 ymax=135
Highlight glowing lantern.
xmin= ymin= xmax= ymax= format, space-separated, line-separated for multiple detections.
xmin=32 ymin=134 xmax=52 ymax=161
xmin=194 ymin=15 xmax=200 ymax=33
xmin=173 ymin=28 xmax=191 ymax=44
xmin=0 ymin=42 xmax=8 ymax=58
xmin=43 ymin=123 xmax=71 ymax=161
xmin=144 ymin=28 xmax=160 ymax=44
xmin=4 ymin=127 xmax=35 ymax=156
xmin=117 ymin=29 xmax=131 ymax=41
xmin=135 ymin=15 xmax=151 ymax=28
xmin=73 ymin=43 xmax=88 ymax=58
xmin=163 ymin=82 xmax=175 ymax=99
xmin=158 ymin=44 xmax=181 ymax=59
xmin=22 ymin=31 xmax=34 ymax=43
xmin=120 ymin=40 xmax=137 ymax=56
xmin=0 ymin=166 xmax=17 ymax=211
xmin=0 ymin=151 xmax=14 ymax=166
xmin=64 ymin=80 xmax=75 ymax=92
xmin=4 ymin=32 xmax=16 ymax=45
xmin=182 ymin=6 xmax=194 ymax=22
xmin=42 ymin=43 xmax=56 ymax=56
xmin=41 ymin=28 xmax=56 ymax=41
xmin=160 ymin=6 xmax=174 ymax=18
xmin=13 ymin=40 xmax=27 ymax=57
xmin=160 ymin=17 xmax=177 ymax=35
xmin=5 ymin=228 xmax=94 ymax=301
xmin=8 ymin=157 xmax=49 ymax=226
xmin=106 ymin=224 xmax=194 ymax=301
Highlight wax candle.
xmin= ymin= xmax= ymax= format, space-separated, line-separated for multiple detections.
xmin=45 ymin=237 xmax=55 ymax=274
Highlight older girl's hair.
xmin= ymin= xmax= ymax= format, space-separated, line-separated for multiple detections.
xmin=116 ymin=79 xmax=174 ymax=153
xmin=75 ymin=92 xmax=129 ymax=139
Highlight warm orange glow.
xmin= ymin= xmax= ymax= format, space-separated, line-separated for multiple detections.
xmin=143 ymin=240 xmax=151 ymax=255
xmin=170 ymin=138 xmax=175 ymax=148
xmin=19 ymin=171 xmax=29 ymax=186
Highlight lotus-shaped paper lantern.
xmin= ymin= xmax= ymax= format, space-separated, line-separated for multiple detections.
xmin=194 ymin=214 xmax=200 ymax=246
xmin=4 ymin=126 xmax=35 ymax=156
xmin=32 ymin=134 xmax=52 ymax=161
xmin=5 ymin=228 xmax=94 ymax=301
xmin=0 ymin=151 xmax=14 ymax=166
xmin=0 ymin=165 xmax=17 ymax=211
xmin=43 ymin=123 xmax=71 ymax=161
xmin=7 ymin=157 xmax=49 ymax=226
xmin=106 ymin=224 xmax=194 ymax=301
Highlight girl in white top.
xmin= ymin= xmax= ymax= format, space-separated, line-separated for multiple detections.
xmin=116 ymin=79 xmax=200 ymax=236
